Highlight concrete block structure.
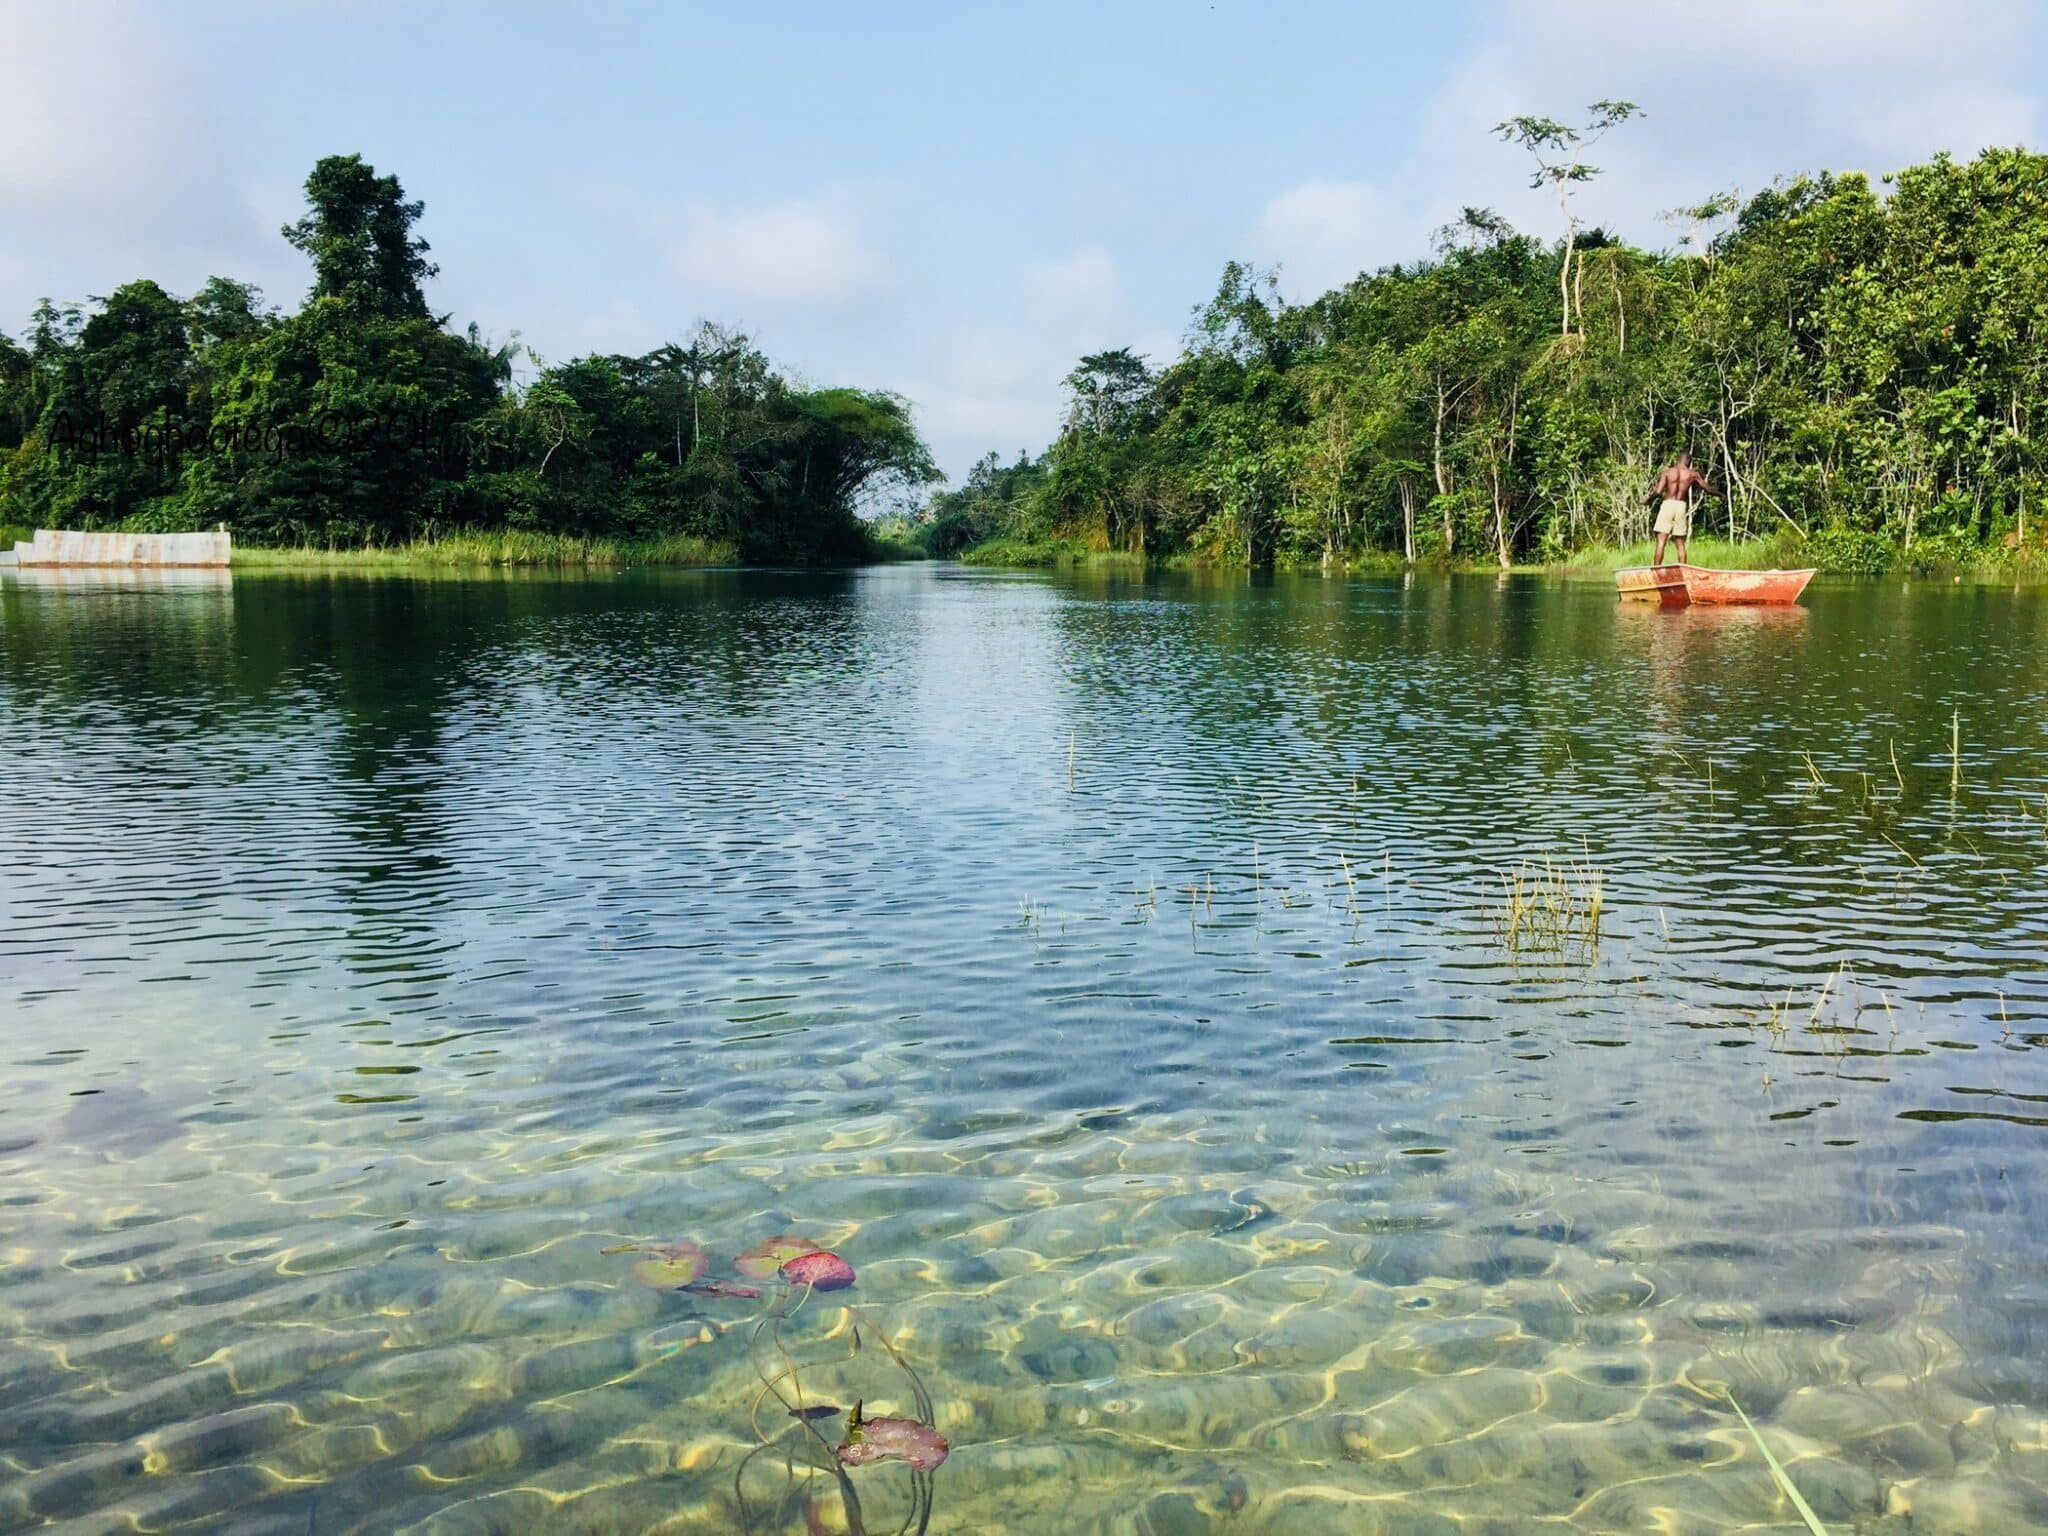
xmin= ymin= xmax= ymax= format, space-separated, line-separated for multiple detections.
xmin=6 ymin=528 xmax=232 ymax=567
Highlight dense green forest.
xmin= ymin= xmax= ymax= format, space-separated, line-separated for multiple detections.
xmin=922 ymin=145 xmax=2048 ymax=573
xmin=0 ymin=155 xmax=937 ymax=560
xmin=8 ymin=144 xmax=2045 ymax=573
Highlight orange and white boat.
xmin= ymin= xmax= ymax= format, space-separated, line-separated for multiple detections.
xmin=1616 ymin=563 xmax=1814 ymax=605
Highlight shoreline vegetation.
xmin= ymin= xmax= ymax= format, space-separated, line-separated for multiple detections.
xmin=7 ymin=144 xmax=2046 ymax=583
xmin=946 ymin=530 xmax=2047 ymax=583
xmin=0 ymin=155 xmax=939 ymax=567
xmin=915 ymin=141 xmax=2048 ymax=581
xmin=2 ymin=521 xmax=920 ymax=571
xmin=228 ymin=531 xmax=739 ymax=569
xmin=226 ymin=527 xmax=923 ymax=570
xmin=7 ymin=518 xmax=2034 ymax=581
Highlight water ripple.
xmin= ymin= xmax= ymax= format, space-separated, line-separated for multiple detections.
xmin=1 ymin=565 xmax=2045 ymax=1531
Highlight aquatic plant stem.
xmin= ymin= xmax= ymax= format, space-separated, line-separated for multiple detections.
xmin=745 ymin=1293 xmax=867 ymax=1536
xmin=1725 ymin=1390 xmax=1830 ymax=1535
xmin=849 ymin=1305 xmax=937 ymax=1536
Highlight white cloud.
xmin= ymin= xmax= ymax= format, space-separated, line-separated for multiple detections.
xmin=0 ymin=5 xmax=284 ymax=322
xmin=1024 ymin=246 xmax=1119 ymax=320
xmin=1251 ymin=179 xmax=1409 ymax=300
xmin=668 ymin=198 xmax=881 ymax=306
xmin=900 ymin=246 xmax=1177 ymax=476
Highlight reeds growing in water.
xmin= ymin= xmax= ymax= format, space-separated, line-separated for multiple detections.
xmin=1492 ymin=856 xmax=1605 ymax=956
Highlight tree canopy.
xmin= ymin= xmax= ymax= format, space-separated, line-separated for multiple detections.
xmin=924 ymin=146 xmax=2048 ymax=573
xmin=0 ymin=154 xmax=939 ymax=558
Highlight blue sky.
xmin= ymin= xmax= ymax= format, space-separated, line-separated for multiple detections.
xmin=5 ymin=1 xmax=2045 ymax=478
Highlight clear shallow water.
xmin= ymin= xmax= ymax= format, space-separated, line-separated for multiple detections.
xmin=2 ymin=562 xmax=2046 ymax=1534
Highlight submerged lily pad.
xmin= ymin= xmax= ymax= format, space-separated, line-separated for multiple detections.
xmin=836 ymin=1414 xmax=948 ymax=1471
xmin=735 ymin=1234 xmax=824 ymax=1279
xmin=682 ymin=1279 xmax=763 ymax=1300
xmin=780 ymin=1250 xmax=856 ymax=1291
xmin=624 ymin=1239 xmax=708 ymax=1289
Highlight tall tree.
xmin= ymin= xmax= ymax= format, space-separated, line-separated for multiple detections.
xmin=282 ymin=154 xmax=439 ymax=319
xmin=1494 ymin=101 xmax=1640 ymax=339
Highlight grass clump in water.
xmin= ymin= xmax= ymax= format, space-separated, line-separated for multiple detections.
xmin=1492 ymin=856 xmax=1604 ymax=955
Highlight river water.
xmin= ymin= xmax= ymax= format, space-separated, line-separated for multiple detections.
xmin=2 ymin=563 xmax=2045 ymax=1534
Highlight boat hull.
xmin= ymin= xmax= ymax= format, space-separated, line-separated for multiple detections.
xmin=1678 ymin=565 xmax=1815 ymax=604
xmin=1615 ymin=564 xmax=1814 ymax=605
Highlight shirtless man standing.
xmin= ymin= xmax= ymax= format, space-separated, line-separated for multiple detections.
xmin=1648 ymin=452 xmax=1720 ymax=566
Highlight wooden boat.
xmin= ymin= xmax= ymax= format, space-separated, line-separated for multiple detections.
xmin=1615 ymin=563 xmax=1814 ymax=605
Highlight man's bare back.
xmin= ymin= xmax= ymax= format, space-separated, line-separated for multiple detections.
xmin=1648 ymin=451 xmax=1719 ymax=565
xmin=1654 ymin=461 xmax=1712 ymax=501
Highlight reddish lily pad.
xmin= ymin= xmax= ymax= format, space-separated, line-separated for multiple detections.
xmin=780 ymin=1250 xmax=856 ymax=1291
xmin=735 ymin=1234 xmax=824 ymax=1280
xmin=624 ymin=1239 xmax=708 ymax=1289
xmin=836 ymin=1415 xmax=948 ymax=1471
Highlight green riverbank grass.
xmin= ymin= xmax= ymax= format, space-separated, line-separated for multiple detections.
xmin=1549 ymin=534 xmax=1808 ymax=577
xmin=959 ymin=534 xmax=1784 ymax=577
xmin=956 ymin=529 xmax=2048 ymax=583
xmin=865 ymin=531 xmax=928 ymax=562
xmin=957 ymin=537 xmax=1148 ymax=570
xmin=8 ymin=526 xmax=926 ymax=573
xmin=232 ymin=531 xmax=737 ymax=569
